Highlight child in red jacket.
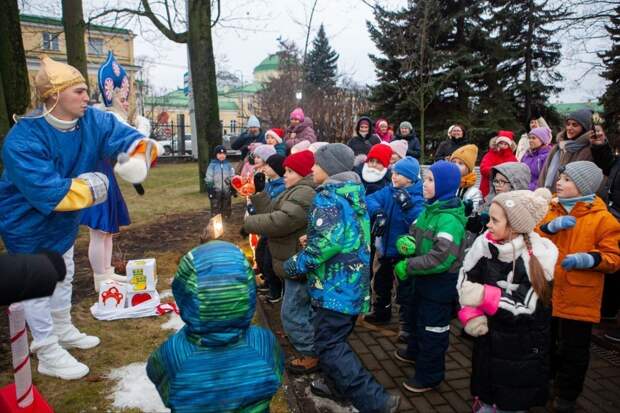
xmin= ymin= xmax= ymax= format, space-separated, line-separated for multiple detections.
xmin=479 ymin=131 xmax=517 ymax=197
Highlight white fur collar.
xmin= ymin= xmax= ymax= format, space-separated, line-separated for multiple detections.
xmin=463 ymin=231 xmax=558 ymax=282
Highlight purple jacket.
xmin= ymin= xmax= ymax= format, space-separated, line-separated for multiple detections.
xmin=285 ymin=117 xmax=317 ymax=149
xmin=521 ymin=145 xmax=551 ymax=190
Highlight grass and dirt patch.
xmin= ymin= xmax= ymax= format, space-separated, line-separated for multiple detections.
xmin=0 ymin=163 xmax=288 ymax=412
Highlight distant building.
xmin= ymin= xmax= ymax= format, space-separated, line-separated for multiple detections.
xmin=19 ymin=14 xmax=139 ymax=104
xmin=552 ymin=101 xmax=604 ymax=116
xmin=145 ymin=54 xmax=282 ymax=137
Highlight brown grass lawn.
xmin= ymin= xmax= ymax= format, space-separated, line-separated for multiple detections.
xmin=0 ymin=162 xmax=288 ymax=412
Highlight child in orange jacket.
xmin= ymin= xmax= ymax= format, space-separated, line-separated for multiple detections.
xmin=537 ymin=161 xmax=620 ymax=413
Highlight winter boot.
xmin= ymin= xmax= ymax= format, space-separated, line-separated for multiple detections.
xmin=31 ymin=335 xmax=89 ymax=380
xmin=286 ymin=355 xmax=320 ymax=375
xmin=51 ymin=308 xmax=100 ymax=349
xmin=93 ymin=268 xmax=127 ymax=292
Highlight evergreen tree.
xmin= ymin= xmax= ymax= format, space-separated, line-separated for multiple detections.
xmin=599 ymin=5 xmax=620 ymax=144
xmin=368 ymin=1 xmax=492 ymax=158
xmin=304 ymin=24 xmax=339 ymax=90
xmin=488 ymin=0 xmax=567 ymax=127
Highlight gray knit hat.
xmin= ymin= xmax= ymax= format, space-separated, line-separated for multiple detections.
xmin=566 ymin=108 xmax=593 ymax=132
xmin=493 ymin=188 xmax=552 ymax=234
xmin=399 ymin=121 xmax=413 ymax=131
xmin=314 ymin=143 xmax=354 ymax=176
xmin=560 ymin=161 xmax=603 ymax=196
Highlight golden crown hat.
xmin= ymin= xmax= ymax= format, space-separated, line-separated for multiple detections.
xmin=35 ymin=54 xmax=86 ymax=100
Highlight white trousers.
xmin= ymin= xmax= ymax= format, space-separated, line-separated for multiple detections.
xmin=23 ymin=247 xmax=74 ymax=341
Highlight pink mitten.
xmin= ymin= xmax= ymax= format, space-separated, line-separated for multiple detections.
xmin=479 ymin=285 xmax=502 ymax=316
xmin=458 ymin=306 xmax=484 ymax=326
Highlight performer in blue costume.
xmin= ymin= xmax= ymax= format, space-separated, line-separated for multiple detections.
xmin=82 ymin=52 xmax=152 ymax=292
xmin=0 ymin=55 xmax=161 ymax=380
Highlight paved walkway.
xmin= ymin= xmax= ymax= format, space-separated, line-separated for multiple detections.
xmin=260 ymin=300 xmax=620 ymax=412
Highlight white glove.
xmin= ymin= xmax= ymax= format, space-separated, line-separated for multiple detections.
xmin=459 ymin=280 xmax=485 ymax=307
xmin=77 ymin=172 xmax=109 ymax=206
xmin=464 ymin=315 xmax=488 ymax=337
xmin=114 ymin=154 xmax=148 ymax=184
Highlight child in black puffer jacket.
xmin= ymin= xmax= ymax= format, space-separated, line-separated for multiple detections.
xmin=457 ymin=188 xmax=558 ymax=412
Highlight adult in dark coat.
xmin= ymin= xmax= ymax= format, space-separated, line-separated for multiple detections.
xmin=395 ymin=121 xmax=421 ymax=159
xmin=435 ymin=123 xmax=468 ymax=161
xmin=231 ymin=115 xmax=266 ymax=159
xmin=347 ymin=116 xmax=380 ymax=156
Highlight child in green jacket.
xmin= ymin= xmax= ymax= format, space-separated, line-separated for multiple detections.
xmin=394 ymin=160 xmax=467 ymax=393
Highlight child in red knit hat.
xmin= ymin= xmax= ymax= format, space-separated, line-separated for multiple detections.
xmin=355 ymin=143 xmax=393 ymax=196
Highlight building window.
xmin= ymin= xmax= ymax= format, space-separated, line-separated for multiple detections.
xmin=230 ymin=119 xmax=237 ymax=133
xmin=88 ymin=37 xmax=104 ymax=56
xmin=42 ymin=32 xmax=59 ymax=51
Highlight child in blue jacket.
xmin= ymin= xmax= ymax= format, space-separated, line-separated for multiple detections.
xmin=147 ymin=241 xmax=283 ymax=412
xmin=365 ymin=157 xmax=424 ymax=340
xmin=284 ymin=143 xmax=400 ymax=413
xmin=204 ymin=145 xmax=235 ymax=218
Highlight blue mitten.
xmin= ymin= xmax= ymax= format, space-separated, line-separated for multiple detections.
xmin=561 ymin=253 xmax=595 ymax=270
xmin=546 ymin=216 xmax=577 ymax=233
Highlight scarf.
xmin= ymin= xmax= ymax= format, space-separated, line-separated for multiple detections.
xmin=558 ymin=194 xmax=595 ymax=212
xmin=460 ymin=172 xmax=477 ymax=189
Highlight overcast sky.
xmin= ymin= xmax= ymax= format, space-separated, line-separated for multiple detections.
xmin=24 ymin=0 xmax=608 ymax=103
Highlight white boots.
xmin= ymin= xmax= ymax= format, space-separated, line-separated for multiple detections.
xmin=31 ymin=335 xmax=89 ymax=380
xmin=51 ymin=308 xmax=100 ymax=349
xmin=30 ymin=308 xmax=100 ymax=380
xmin=93 ymin=268 xmax=127 ymax=292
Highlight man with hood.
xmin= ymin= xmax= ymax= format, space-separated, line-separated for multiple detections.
xmin=147 ymin=241 xmax=284 ymax=412
xmin=347 ymin=116 xmax=380 ymax=156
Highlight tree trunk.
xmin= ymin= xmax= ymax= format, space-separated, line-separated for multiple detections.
xmin=0 ymin=0 xmax=31 ymax=130
xmin=524 ymin=0 xmax=535 ymax=126
xmin=188 ymin=0 xmax=220 ymax=192
xmin=62 ymin=0 xmax=90 ymax=90
xmin=420 ymin=104 xmax=425 ymax=164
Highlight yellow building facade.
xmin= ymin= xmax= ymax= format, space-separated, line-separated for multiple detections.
xmin=145 ymin=54 xmax=281 ymax=135
xmin=20 ymin=14 xmax=139 ymax=104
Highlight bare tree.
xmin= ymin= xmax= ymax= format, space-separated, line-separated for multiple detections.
xmin=89 ymin=0 xmax=221 ymax=192
xmin=256 ymin=38 xmax=369 ymax=143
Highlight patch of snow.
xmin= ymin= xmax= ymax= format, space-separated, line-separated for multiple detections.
xmin=107 ymin=362 xmax=170 ymax=413
xmin=159 ymin=289 xmax=173 ymax=299
xmin=303 ymin=386 xmax=358 ymax=412
xmin=161 ymin=312 xmax=184 ymax=331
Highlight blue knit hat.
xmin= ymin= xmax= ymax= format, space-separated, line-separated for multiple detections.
xmin=393 ymin=156 xmax=420 ymax=182
xmin=172 ymin=241 xmax=255 ymax=346
xmin=428 ymin=160 xmax=461 ymax=201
